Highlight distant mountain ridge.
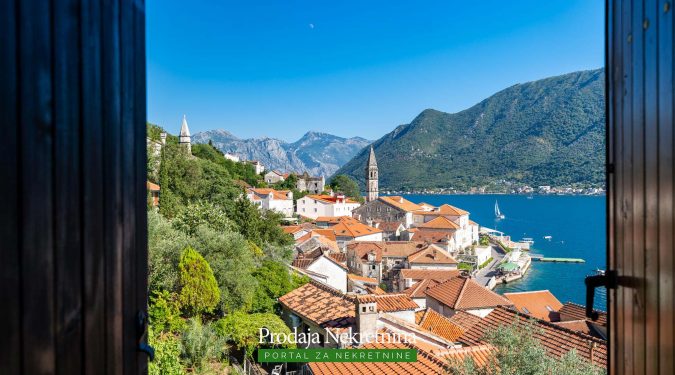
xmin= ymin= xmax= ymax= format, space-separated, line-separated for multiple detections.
xmin=192 ymin=130 xmax=371 ymax=177
xmin=335 ymin=69 xmax=606 ymax=191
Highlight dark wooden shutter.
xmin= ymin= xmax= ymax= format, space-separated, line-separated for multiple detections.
xmin=0 ymin=0 xmax=148 ymax=374
xmin=607 ymin=0 xmax=674 ymax=373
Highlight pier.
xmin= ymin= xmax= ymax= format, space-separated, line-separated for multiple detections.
xmin=532 ymin=257 xmax=586 ymax=263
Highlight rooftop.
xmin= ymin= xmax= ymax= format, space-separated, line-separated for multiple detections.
xmin=503 ymin=290 xmax=563 ymax=322
xmin=425 ymin=276 xmax=513 ymax=310
xmin=416 ymin=216 xmax=460 ymax=230
xmin=559 ymin=302 xmax=608 ymax=326
xmin=416 ymin=308 xmax=466 ymax=342
xmin=458 ymin=306 xmax=607 ymax=368
xmin=379 ymin=196 xmax=425 ymax=212
xmin=278 ymin=281 xmax=355 ymax=331
xmin=399 ymin=269 xmax=461 ymax=281
xmin=407 ymin=245 xmax=458 ymax=264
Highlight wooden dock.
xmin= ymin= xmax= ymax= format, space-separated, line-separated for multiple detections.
xmin=533 ymin=257 xmax=586 ymax=263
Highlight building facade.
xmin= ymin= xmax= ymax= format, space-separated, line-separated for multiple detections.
xmin=296 ymin=194 xmax=361 ymax=219
xmin=365 ymin=146 xmax=378 ymax=202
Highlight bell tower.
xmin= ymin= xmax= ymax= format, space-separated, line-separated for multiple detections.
xmin=179 ymin=114 xmax=192 ymax=154
xmin=366 ymin=146 xmax=378 ymax=202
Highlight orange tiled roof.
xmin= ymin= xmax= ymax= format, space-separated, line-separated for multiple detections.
xmin=146 ymin=181 xmax=160 ymax=191
xmin=315 ymin=216 xmax=342 ymax=224
xmin=417 ymin=308 xmax=465 ymax=342
xmin=416 ymin=216 xmax=460 ymax=230
xmin=332 ymin=217 xmax=382 ymax=238
xmin=414 ymin=204 xmax=470 ymax=216
xmin=356 ymin=294 xmax=419 ymax=312
xmin=438 ymin=344 xmax=495 ymax=368
xmin=366 ymin=286 xmax=387 ymax=295
xmin=448 ymin=310 xmax=483 ymax=331
xmin=281 ymin=225 xmax=303 ymax=234
xmin=380 ymin=196 xmax=425 ymax=212
xmin=307 ymin=194 xmax=359 ymax=204
xmin=278 ymin=281 xmax=355 ymax=330
xmin=407 ymin=245 xmax=458 ymax=264
xmin=403 ymin=279 xmax=442 ymax=298
xmin=309 ymin=341 xmax=447 ymax=375
xmin=553 ymin=320 xmax=593 ymax=335
xmin=559 ymin=302 xmax=608 ymax=326
xmin=311 ymin=229 xmax=337 ymax=241
xmin=329 ymin=252 xmax=347 ymax=264
xmin=347 ymin=273 xmax=378 ymax=285
xmin=503 ymin=290 xmax=563 ymax=322
xmin=247 ymin=187 xmax=291 ymax=200
xmin=399 ymin=269 xmax=461 ymax=281
xmin=375 ymin=221 xmax=404 ymax=232
xmin=425 ymin=277 xmax=513 ymax=310
xmin=292 ymin=248 xmax=347 ymax=270
xmin=411 ymin=231 xmax=453 ymax=244
xmin=347 ymin=242 xmax=384 ymax=263
xmin=458 ymin=306 xmax=607 ymax=368
xmin=381 ymin=241 xmax=427 ymax=257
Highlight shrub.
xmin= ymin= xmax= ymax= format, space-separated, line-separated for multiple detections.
xmin=181 ymin=318 xmax=227 ymax=372
xmin=149 ymin=328 xmax=184 ymax=375
xmin=149 ymin=291 xmax=186 ymax=334
xmin=178 ymin=247 xmax=221 ymax=316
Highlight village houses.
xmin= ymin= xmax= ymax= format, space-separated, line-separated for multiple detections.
xmin=296 ymin=194 xmax=360 ymax=219
xmin=245 ymin=187 xmax=293 ymax=217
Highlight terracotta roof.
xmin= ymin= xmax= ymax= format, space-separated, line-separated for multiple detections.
xmin=414 ymin=204 xmax=470 ymax=216
xmin=315 ymin=216 xmax=342 ymax=224
xmin=399 ymin=269 xmax=461 ymax=281
xmin=438 ymin=344 xmax=495 ymax=368
xmin=356 ymin=294 xmax=419 ymax=312
xmin=403 ymin=279 xmax=442 ymax=298
xmin=458 ymin=306 xmax=607 ymax=368
xmin=291 ymin=248 xmax=347 ymax=270
xmin=332 ymin=217 xmax=382 ymax=238
xmin=407 ymin=245 xmax=458 ymax=264
xmin=411 ymin=231 xmax=453 ymax=244
xmin=415 ymin=310 xmax=426 ymax=324
xmin=375 ymin=221 xmax=404 ymax=232
xmin=559 ymin=302 xmax=608 ymax=326
xmin=417 ymin=308 xmax=466 ymax=342
xmin=503 ymin=290 xmax=563 ymax=322
xmin=311 ymin=229 xmax=337 ymax=242
xmin=379 ymin=196 xmax=424 ymax=212
xmin=416 ymin=216 xmax=460 ymax=230
xmin=309 ymin=341 xmax=447 ymax=375
xmin=146 ymin=181 xmax=160 ymax=191
xmin=296 ymin=235 xmax=339 ymax=253
xmin=329 ymin=252 xmax=347 ymax=264
xmin=381 ymin=241 xmax=427 ymax=257
xmin=281 ymin=225 xmax=303 ymax=234
xmin=425 ymin=277 xmax=513 ymax=310
xmin=347 ymin=242 xmax=384 ymax=263
xmin=447 ymin=310 xmax=483 ymax=331
xmin=554 ymin=320 xmax=593 ymax=335
xmin=347 ymin=273 xmax=378 ymax=285
xmin=278 ymin=281 xmax=355 ymax=330
xmin=306 ymin=194 xmax=359 ymax=204
xmin=247 ymin=188 xmax=291 ymax=200
xmin=366 ymin=286 xmax=387 ymax=295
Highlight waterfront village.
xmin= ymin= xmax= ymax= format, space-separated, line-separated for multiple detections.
xmin=149 ymin=119 xmax=607 ymax=374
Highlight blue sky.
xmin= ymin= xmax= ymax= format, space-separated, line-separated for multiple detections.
xmin=147 ymin=0 xmax=604 ymax=141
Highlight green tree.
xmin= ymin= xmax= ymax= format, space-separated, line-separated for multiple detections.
xmin=149 ymin=291 xmax=186 ymax=334
xmin=148 ymin=210 xmax=191 ymax=292
xmin=215 ymin=311 xmax=294 ymax=362
xmin=191 ymin=226 xmax=257 ymax=313
xmin=148 ymin=328 xmax=184 ymax=375
xmin=181 ymin=318 xmax=227 ymax=373
xmin=178 ymin=247 xmax=221 ymax=316
xmin=445 ymin=321 xmax=605 ymax=375
xmin=250 ymin=261 xmax=305 ymax=313
xmin=330 ymin=174 xmax=363 ymax=201
xmin=172 ymin=201 xmax=234 ymax=236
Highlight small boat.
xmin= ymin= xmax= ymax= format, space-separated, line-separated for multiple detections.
xmin=544 ymin=235 xmax=552 ymax=240
xmin=495 ymin=200 xmax=505 ymax=219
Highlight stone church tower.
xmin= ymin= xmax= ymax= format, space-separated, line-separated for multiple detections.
xmin=179 ymin=114 xmax=191 ymax=154
xmin=366 ymin=145 xmax=378 ymax=202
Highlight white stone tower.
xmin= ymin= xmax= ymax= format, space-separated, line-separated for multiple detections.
xmin=356 ymin=297 xmax=378 ymax=345
xmin=179 ymin=114 xmax=191 ymax=154
xmin=366 ymin=145 xmax=378 ymax=202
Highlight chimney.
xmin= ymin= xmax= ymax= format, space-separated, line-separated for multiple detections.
xmin=355 ymin=298 xmax=378 ymax=345
xmin=432 ymin=248 xmax=437 ymax=259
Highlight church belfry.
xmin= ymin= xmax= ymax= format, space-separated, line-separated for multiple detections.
xmin=366 ymin=145 xmax=378 ymax=202
xmin=179 ymin=114 xmax=192 ymax=154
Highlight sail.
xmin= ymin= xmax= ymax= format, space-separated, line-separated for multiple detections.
xmin=495 ymin=201 xmax=501 ymax=216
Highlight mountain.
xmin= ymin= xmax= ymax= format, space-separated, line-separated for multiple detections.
xmin=192 ymin=130 xmax=371 ymax=177
xmin=335 ymin=69 xmax=605 ymax=191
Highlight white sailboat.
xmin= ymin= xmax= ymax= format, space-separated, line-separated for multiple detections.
xmin=495 ymin=200 xmax=505 ymax=219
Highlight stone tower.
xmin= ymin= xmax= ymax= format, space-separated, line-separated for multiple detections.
xmin=179 ymin=114 xmax=191 ymax=154
xmin=366 ymin=145 xmax=378 ymax=202
xmin=355 ymin=297 xmax=378 ymax=345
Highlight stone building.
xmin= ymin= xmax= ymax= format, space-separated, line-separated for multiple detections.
xmin=365 ymin=146 xmax=378 ymax=202
xmin=296 ymin=172 xmax=325 ymax=194
xmin=178 ymin=114 xmax=191 ymax=154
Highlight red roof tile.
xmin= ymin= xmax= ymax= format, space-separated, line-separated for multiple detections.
xmin=417 ymin=308 xmax=466 ymax=342
xmin=407 ymin=245 xmax=458 ymax=264
xmin=559 ymin=302 xmax=607 ymax=326
xmin=447 ymin=310 xmax=483 ymax=331
xmin=399 ymin=269 xmax=461 ymax=282
xmin=417 ymin=216 xmax=460 ymax=230
xmin=503 ymin=290 xmax=563 ymax=322
xmin=425 ymin=277 xmax=513 ymax=310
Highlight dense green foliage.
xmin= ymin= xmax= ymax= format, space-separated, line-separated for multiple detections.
xmin=215 ymin=311 xmax=295 ymax=359
xmin=250 ymin=260 xmax=310 ymax=313
xmin=336 ymin=69 xmax=605 ymax=191
xmin=180 ymin=318 xmax=227 ymax=372
xmin=146 ymin=123 xmax=297 ymax=372
xmin=329 ymin=174 xmax=364 ymax=202
xmin=446 ymin=321 xmax=605 ymax=375
xmin=149 ymin=329 xmax=184 ymax=375
xmin=178 ymin=247 xmax=221 ymax=315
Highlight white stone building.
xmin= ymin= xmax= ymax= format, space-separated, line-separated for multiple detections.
xmin=245 ymin=188 xmax=293 ymax=217
xmin=296 ymin=194 xmax=361 ymax=219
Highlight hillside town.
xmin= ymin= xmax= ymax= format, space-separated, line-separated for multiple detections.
xmin=146 ymin=119 xmax=607 ymax=374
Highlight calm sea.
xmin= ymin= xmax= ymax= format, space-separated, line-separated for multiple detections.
xmin=402 ymin=194 xmax=607 ymax=310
